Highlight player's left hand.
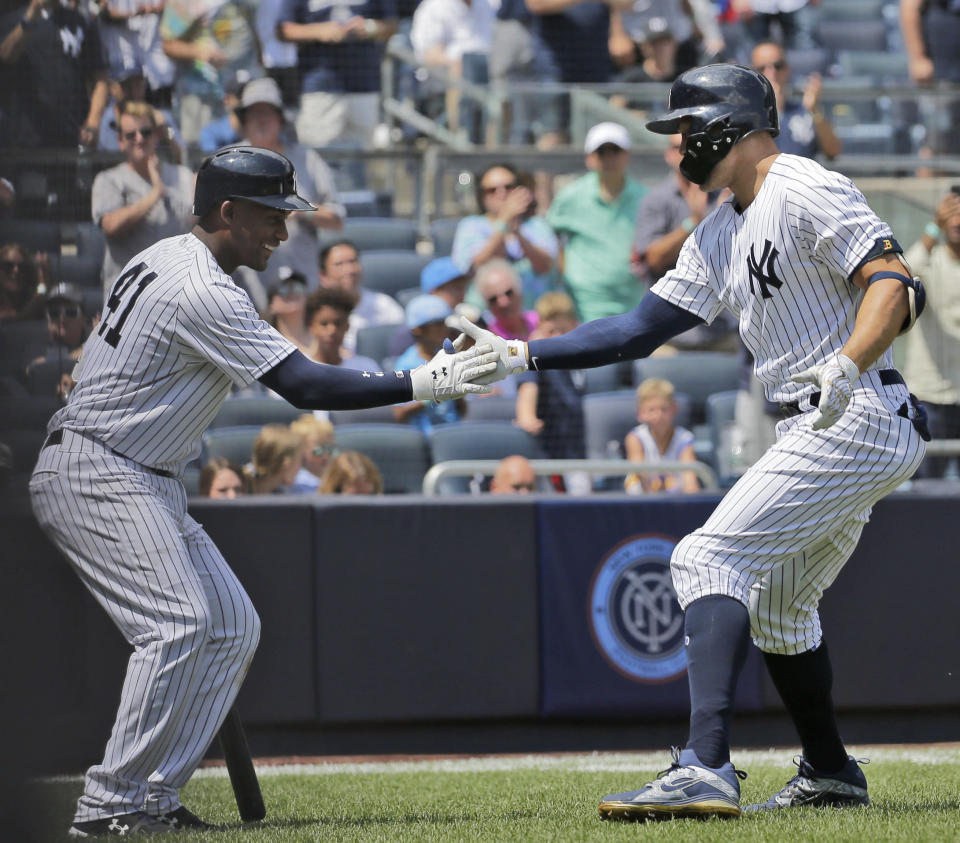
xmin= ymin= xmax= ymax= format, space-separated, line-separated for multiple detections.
xmin=409 ymin=337 xmax=498 ymax=402
xmin=791 ymin=353 xmax=860 ymax=430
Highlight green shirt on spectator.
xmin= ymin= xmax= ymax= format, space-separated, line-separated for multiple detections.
xmin=547 ymin=172 xmax=647 ymax=322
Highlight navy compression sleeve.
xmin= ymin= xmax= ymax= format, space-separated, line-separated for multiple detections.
xmin=258 ymin=350 xmax=413 ymax=410
xmin=527 ymin=293 xmax=705 ymax=370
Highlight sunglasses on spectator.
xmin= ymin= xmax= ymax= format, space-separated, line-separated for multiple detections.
xmin=122 ymin=127 xmax=154 ymax=141
xmin=483 ymin=182 xmax=517 ymax=195
xmin=273 ymin=281 xmax=305 ymax=299
xmin=486 ymin=287 xmax=516 ymax=305
xmin=46 ymin=304 xmax=81 ymax=319
xmin=753 ymin=60 xmax=786 ymax=71
xmin=313 ymin=445 xmax=341 ymax=457
xmin=0 ymin=260 xmax=26 ymax=272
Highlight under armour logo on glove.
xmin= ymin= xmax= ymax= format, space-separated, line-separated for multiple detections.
xmin=791 ymin=353 xmax=860 ymax=430
xmin=409 ymin=337 xmax=498 ymax=402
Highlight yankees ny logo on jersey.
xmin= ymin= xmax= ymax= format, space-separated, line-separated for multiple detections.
xmin=746 ymin=239 xmax=783 ymax=299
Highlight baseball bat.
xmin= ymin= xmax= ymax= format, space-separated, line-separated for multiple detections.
xmin=217 ymin=705 xmax=266 ymax=821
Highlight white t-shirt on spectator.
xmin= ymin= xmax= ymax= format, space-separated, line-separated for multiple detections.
xmin=410 ymin=0 xmax=496 ymax=62
xmin=344 ymin=288 xmax=405 ymax=351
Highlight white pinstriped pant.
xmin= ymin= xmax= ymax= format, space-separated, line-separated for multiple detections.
xmin=30 ymin=429 xmax=260 ymax=822
xmin=671 ymin=374 xmax=925 ymax=655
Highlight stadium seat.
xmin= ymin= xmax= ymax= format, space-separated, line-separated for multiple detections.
xmin=815 ymin=0 xmax=886 ymax=21
xmin=395 ymin=286 xmax=421 ymax=307
xmin=60 ymin=221 xmax=106 ymax=287
xmin=633 ymin=352 xmax=740 ymax=423
xmin=462 ymin=394 xmax=516 ymax=422
xmin=706 ymin=390 xmax=740 ymax=486
xmin=355 ymin=322 xmax=405 ymax=367
xmin=784 ymin=47 xmax=832 ymax=79
xmin=359 ymin=250 xmax=433 ymax=298
xmin=200 ymin=425 xmax=261 ymax=466
xmin=0 ymin=427 xmax=46 ymax=471
xmin=0 ymin=395 xmax=61 ymax=431
xmin=329 ymin=404 xmax=401 ymax=425
xmin=81 ymin=287 xmax=103 ymax=319
xmin=583 ymin=362 xmax=631 ymax=394
xmin=582 ymin=389 xmax=692 ymax=460
xmin=333 ymin=423 xmax=431 ymax=493
xmin=338 ymin=188 xmax=392 ymax=217
xmin=0 ymin=320 xmax=48 ymax=378
xmin=26 ymin=358 xmax=73 ymax=398
xmin=0 ymin=219 xmax=61 ymax=255
xmin=209 ymin=396 xmax=303 ymax=429
xmin=834 ymin=124 xmax=897 ymax=155
xmin=429 ymin=217 xmax=462 ymax=256
xmin=323 ymin=217 xmax=418 ymax=251
xmin=182 ymin=465 xmax=201 ymax=497
xmin=428 ymin=420 xmax=545 ymax=493
xmin=837 ymin=50 xmax=910 ymax=83
xmin=814 ymin=19 xmax=887 ymax=52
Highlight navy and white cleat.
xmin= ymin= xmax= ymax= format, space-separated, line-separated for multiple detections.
xmin=598 ymin=747 xmax=746 ymax=821
xmin=745 ymin=755 xmax=869 ymax=812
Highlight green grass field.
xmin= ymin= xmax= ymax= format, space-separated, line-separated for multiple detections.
xmin=35 ymin=746 xmax=960 ymax=842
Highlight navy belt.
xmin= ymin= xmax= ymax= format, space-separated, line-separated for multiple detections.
xmin=43 ymin=429 xmax=175 ymax=479
xmin=779 ymin=369 xmax=905 ymax=418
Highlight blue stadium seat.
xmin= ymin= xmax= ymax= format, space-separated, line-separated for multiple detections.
xmin=429 ymin=217 xmax=462 ymax=256
xmin=815 ymin=0 xmax=886 ymax=21
xmin=462 ymin=394 xmax=516 ymax=422
xmin=395 ymin=286 xmax=422 ymax=307
xmin=583 ymin=362 xmax=631 ymax=394
xmin=814 ymin=19 xmax=887 ymax=52
xmin=633 ymin=352 xmax=740 ymax=423
xmin=582 ymin=389 xmax=691 ymax=460
xmin=706 ymin=390 xmax=740 ymax=486
xmin=428 ymin=420 xmax=545 ymax=493
xmin=60 ymin=222 xmax=106 ymax=288
xmin=209 ymin=396 xmax=303 ymax=429
xmin=0 ymin=219 xmax=61 ymax=255
xmin=360 ymin=250 xmax=433 ymax=298
xmin=329 ymin=404 xmax=401 ymax=425
xmin=200 ymin=425 xmax=261 ymax=466
xmin=784 ymin=47 xmax=832 ymax=79
xmin=323 ymin=217 xmax=418 ymax=251
xmin=355 ymin=322 xmax=405 ymax=367
xmin=334 ymin=423 xmax=431 ymax=493
xmin=837 ymin=50 xmax=910 ymax=83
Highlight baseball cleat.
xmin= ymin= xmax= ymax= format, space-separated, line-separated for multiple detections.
xmin=744 ymin=754 xmax=869 ymax=812
xmin=598 ymin=747 xmax=746 ymax=821
xmin=68 ymin=811 xmax=174 ymax=836
xmin=159 ymin=805 xmax=216 ymax=829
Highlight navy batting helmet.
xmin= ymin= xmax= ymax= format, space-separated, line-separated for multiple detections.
xmin=646 ymin=64 xmax=779 ymax=185
xmin=192 ymin=146 xmax=316 ymax=217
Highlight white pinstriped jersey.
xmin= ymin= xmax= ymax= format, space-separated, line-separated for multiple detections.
xmin=49 ymin=233 xmax=296 ymax=472
xmin=652 ymin=154 xmax=896 ymax=403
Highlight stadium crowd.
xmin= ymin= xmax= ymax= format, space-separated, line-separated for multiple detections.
xmin=1 ymin=0 xmax=959 ymax=497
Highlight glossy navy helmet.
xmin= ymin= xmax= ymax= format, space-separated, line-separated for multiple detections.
xmin=646 ymin=64 xmax=779 ymax=185
xmin=193 ymin=146 xmax=316 ymax=216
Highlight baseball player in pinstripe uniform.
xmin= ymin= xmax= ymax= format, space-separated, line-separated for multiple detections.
xmin=461 ymin=64 xmax=930 ymax=821
xmin=30 ymin=146 xmax=497 ymax=837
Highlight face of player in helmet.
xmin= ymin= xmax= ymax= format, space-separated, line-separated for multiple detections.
xmin=678 ymin=118 xmax=738 ymax=190
xmin=223 ymin=199 xmax=290 ymax=272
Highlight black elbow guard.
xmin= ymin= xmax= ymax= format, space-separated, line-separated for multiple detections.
xmin=867 ymin=270 xmax=926 ymax=334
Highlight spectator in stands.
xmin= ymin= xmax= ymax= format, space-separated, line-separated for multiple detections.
xmin=0 ymin=0 xmax=109 ymax=148
xmin=475 ymin=259 xmax=538 ymax=341
xmin=751 ymin=40 xmax=841 ymax=160
xmin=901 ymin=188 xmax=960 ymax=477
xmin=198 ymin=70 xmax=247 ymax=153
xmin=24 ymin=283 xmax=91 ymax=378
xmin=733 ymin=0 xmax=812 ymax=49
xmin=393 ymin=294 xmax=466 ymax=430
xmin=92 ymin=100 xmax=194 ymax=294
xmin=247 ymin=423 xmax=306 ymax=495
xmin=318 ymin=240 xmax=405 ymax=351
xmin=633 ymin=134 xmax=737 ymax=351
xmin=289 ymin=414 xmax=337 ymax=492
xmin=267 ymin=268 xmax=313 ymax=352
xmin=98 ymin=1 xmax=175 ymax=107
xmin=235 ymin=76 xmax=345 ymax=291
xmin=278 ymin=0 xmax=398 ymax=149
xmin=0 ymin=242 xmax=45 ymax=322
xmin=624 ymin=377 xmax=698 ymax=494
xmin=410 ymin=0 xmax=495 ymax=139
xmin=610 ymin=0 xmax=722 ymax=83
xmin=161 ymin=0 xmax=263 ymax=147
xmin=256 ymin=0 xmax=299 ymax=107
xmin=305 ymin=286 xmax=382 ymax=370
xmin=902 ymin=0 xmax=960 ymax=161
xmin=452 ymin=163 xmax=558 ymax=310
xmin=546 ymin=122 xmax=647 ymax=322
xmin=198 ymin=457 xmax=247 ymax=498
xmin=319 ymin=450 xmax=384 ymax=494
xmin=515 ymin=291 xmax=590 ymax=494
xmin=99 ymin=71 xmax=184 ymax=163
xmin=489 ymin=454 xmax=537 ymax=494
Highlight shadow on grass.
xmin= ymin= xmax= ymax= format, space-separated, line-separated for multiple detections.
xmin=245 ymin=807 xmax=542 ymax=832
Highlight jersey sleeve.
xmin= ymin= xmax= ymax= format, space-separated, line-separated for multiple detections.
xmin=798 ymin=175 xmax=895 ymax=280
xmin=650 ymin=233 xmax=725 ymax=325
xmin=175 ymin=277 xmax=297 ymax=387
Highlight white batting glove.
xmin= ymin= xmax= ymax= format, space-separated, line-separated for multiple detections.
xmin=456 ymin=317 xmax=529 ymax=385
xmin=409 ymin=337 xmax=498 ymax=402
xmin=791 ymin=353 xmax=860 ymax=430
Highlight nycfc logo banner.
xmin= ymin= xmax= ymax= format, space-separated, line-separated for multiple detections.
xmin=589 ymin=535 xmax=687 ymax=683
